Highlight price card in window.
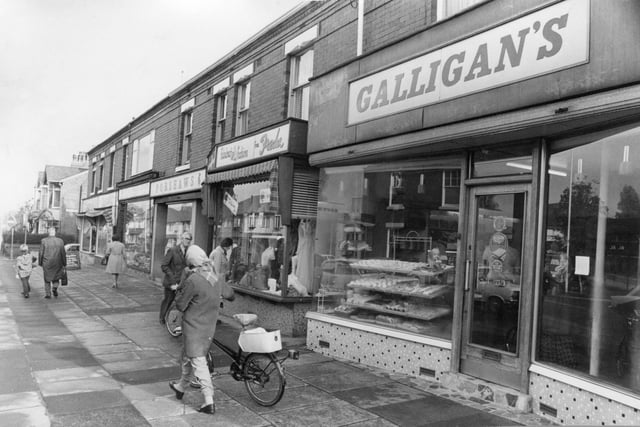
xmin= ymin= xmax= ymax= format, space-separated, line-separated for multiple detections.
xmin=574 ymin=256 xmax=590 ymax=276
xmin=260 ymin=188 xmax=271 ymax=204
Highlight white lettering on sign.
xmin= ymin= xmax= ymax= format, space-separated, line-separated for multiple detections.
xmin=347 ymin=0 xmax=589 ymax=125
xmin=214 ymin=124 xmax=290 ymax=168
xmin=150 ymin=169 xmax=205 ymax=197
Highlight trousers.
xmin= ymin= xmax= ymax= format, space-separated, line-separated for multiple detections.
xmin=177 ymin=352 xmax=213 ymax=404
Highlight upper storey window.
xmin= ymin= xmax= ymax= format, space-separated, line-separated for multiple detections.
xmin=132 ymin=130 xmax=155 ymax=176
xmin=289 ymin=49 xmax=314 ymax=120
xmin=437 ymin=0 xmax=484 ymax=20
xmin=235 ymin=81 xmax=251 ymax=136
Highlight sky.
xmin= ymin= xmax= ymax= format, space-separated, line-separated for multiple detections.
xmin=0 ymin=0 xmax=303 ymax=223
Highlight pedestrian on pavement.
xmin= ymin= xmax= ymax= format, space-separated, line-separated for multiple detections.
xmin=38 ymin=227 xmax=66 ymax=299
xmin=159 ymin=231 xmax=192 ymax=324
xmin=15 ymin=244 xmax=37 ymax=298
xmin=209 ymin=237 xmax=232 ymax=281
xmin=105 ymin=235 xmax=127 ymax=288
xmin=169 ymin=244 xmax=227 ymax=415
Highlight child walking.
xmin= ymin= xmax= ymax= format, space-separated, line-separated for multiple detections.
xmin=16 ymin=244 xmax=37 ymax=298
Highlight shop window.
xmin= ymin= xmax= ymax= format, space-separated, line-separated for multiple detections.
xmin=131 ymin=130 xmax=155 ymax=176
xmin=472 ymin=145 xmax=533 ymax=178
xmin=313 ymin=161 xmax=462 ymax=340
xmin=540 ymin=125 xmax=640 ymax=392
xmin=165 ymin=203 xmax=194 ymax=250
xmin=124 ymin=200 xmax=153 ymax=273
xmin=436 ymin=0 xmax=484 ymax=21
xmin=215 ymin=92 xmax=227 ymax=143
xmin=218 ymin=175 xmax=294 ymax=295
xmin=178 ymin=110 xmax=193 ymax=166
xmin=288 ymin=49 xmax=313 ymax=120
xmin=235 ymin=81 xmax=250 ymax=136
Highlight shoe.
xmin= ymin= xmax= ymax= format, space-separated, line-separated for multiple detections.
xmin=45 ymin=295 xmax=51 ymax=299
xmin=198 ymin=403 xmax=215 ymax=414
xmin=24 ymin=294 xmax=29 ymax=299
xmin=169 ymin=382 xmax=184 ymax=400
xmin=52 ymin=288 xmax=58 ymax=298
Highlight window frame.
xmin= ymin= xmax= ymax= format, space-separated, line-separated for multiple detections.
xmin=235 ymin=81 xmax=251 ymax=136
xmin=215 ymin=92 xmax=228 ymax=143
xmin=178 ymin=110 xmax=193 ymax=166
xmin=131 ymin=130 xmax=155 ymax=176
xmin=107 ymin=153 xmax=115 ymax=189
xmin=436 ymin=0 xmax=484 ymax=21
xmin=288 ymin=48 xmax=314 ymax=120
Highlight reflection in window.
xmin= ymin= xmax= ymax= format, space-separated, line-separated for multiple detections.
xmin=124 ymin=200 xmax=153 ymax=273
xmin=314 ymin=161 xmax=462 ymax=339
xmin=540 ymin=126 xmax=640 ymax=392
xmin=165 ymin=203 xmax=193 ymax=250
xmin=218 ymin=174 xmax=293 ymax=295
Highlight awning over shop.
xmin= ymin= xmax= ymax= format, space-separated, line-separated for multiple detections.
xmin=75 ymin=208 xmax=113 ymax=225
xmin=207 ymin=159 xmax=277 ymax=183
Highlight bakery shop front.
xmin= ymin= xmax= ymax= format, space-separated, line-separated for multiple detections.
xmin=306 ymin=0 xmax=640 ymax=422
xmin=205 ymin=120 xmax=317 ymax=337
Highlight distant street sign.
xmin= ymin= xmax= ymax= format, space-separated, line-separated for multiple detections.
xmin=7 ymin=216 xmax=16 ymax=228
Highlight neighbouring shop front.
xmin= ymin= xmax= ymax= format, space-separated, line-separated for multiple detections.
xmin=206 ymin=119 xmax=317 ymax=336
xmin=77 ymin=192 xmax=116 ymax=266
xmin=117 ymin=182 xmax=153 ymax=274
xmin=306 ymin=0 xmax=640 ymax=423
xmin=150 ymin=169 xmax=209 ymax=282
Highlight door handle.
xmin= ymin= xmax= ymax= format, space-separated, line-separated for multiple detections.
xmin=464 ymin=259 xmax=471 ymax=291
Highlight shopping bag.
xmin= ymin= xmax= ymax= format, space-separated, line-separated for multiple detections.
xmin=61 ymin=269 xmax=68 ymax=286
xmin=101 ymin=254 xmax=109 ymax=266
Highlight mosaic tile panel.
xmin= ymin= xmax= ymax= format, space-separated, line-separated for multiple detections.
xmin=530 ymin=372 xmax=640 ymax=425
xmin=307 ymin=318 xmax=451 ymax=382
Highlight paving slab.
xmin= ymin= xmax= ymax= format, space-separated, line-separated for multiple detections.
xmin=0 ymin=391 xmax=42 ymax=412
xmin=0 ymin=405 xmax=50 ymax=427
xmin=111 ymin=366 xmax=180 ymax=385
xmin=49 ymin=404 xmax=149 ymax=427
xmin=262 ymin=398 xmax=380 ymax=427
xmin=38 ymin=376 xmax=121 ymax=397
xmin=182 ymin=398 xmax=271 ymax=427
xmin=43 ymin=389 xmax=131 ymax=415
xmin=333 ymin=381 xmax=432 ymax=409
xmin=130 ymin=396 xmax=196 ymax=419
xmin=34 ymin=366 xmax=109 ymax=383
xmin=74 ymin=330 xmax=132 ymax=346
xmin=102 ymin=357 xmax=178 ymax=374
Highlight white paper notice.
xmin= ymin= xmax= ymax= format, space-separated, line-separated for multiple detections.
xmin=574 ymin=256 xmax=590 ymax=276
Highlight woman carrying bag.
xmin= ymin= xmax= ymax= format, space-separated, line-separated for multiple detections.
xmin=105 ymin=235 xmax=127 ymax=288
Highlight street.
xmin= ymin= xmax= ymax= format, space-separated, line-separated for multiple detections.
xmin=0 ymin=257 xmax=551 ymax=426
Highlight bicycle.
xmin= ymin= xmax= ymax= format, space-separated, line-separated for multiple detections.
xmin=164 ymin=300 xmax=183 ymax=337
xmin=168 ymin=311 xmax=299 ymax=406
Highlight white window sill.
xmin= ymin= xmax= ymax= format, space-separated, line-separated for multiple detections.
xmin=175 ymin=164 xmax=190 ymax=173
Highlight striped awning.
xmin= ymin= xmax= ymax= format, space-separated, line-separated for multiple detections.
xmin=207 ymin=159 xmax=277 ymax=183
xmin=76 ymin=208 xmax=113 ymax=225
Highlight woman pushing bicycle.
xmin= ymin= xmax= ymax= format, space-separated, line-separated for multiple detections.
xmin=168 ymin=244 xmax=234 ymax=415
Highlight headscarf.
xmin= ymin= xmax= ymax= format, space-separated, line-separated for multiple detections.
xmin=185 ymin=245 xmax=218 ymax=287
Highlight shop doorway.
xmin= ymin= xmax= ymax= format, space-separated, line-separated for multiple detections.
xmin=460 ymin=183 xmax=531 ymax=389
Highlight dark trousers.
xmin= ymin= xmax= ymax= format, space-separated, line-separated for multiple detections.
xmin=159 ymin=288 xmax=175 ymax=322
xmin=20 ymin=276 xmax=31 ymax=295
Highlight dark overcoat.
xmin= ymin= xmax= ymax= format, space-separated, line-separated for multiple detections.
xmin=161 ymin=245 xmax=187 ymax=288
xmin=175 ymin=269 xmax=221 ymax=357
xmin=39 ymin=236 xmax=66 ymax=282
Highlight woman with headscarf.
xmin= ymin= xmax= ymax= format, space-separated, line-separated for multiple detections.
xmin=168 ymin=244 xmax=227 ymax=415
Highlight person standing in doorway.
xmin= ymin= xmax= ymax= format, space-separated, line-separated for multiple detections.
xmin=39 ymin=227 xmax=67 ymax=299
xmin=209 ymin=237 xmax=232 ymax=282
xmin=16 ymin=244 xmax=37 ymax=298
xmin=159 ymin=232 xmax=192 ymax=324
xmin=105 ymin=235 xmax=127 ymax=288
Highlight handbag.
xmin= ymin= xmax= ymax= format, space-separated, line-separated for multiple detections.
xmin=101 ymin=254 xmax=109 ymax=266
xmin=61 ymin=269 xmax=68 ymax=286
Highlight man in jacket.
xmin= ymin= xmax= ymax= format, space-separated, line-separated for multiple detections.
xmin=159 ymin=232 xmax=191 ymax=324
xmin=39 ymin=227 xmax=66 ymax=299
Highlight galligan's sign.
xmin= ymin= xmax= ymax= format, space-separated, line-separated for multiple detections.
xmin=348 ymin=0 xmax=589 ymax=125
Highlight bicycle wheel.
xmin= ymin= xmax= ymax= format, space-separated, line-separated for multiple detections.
xmin=165 ymin=304 xmax=183 ymax=337
xmin=243 ymin=353 xmax=286 ymax=406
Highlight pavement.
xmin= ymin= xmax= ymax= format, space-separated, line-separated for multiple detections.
xmin=0 ymin=256 xmax=556 ymax=427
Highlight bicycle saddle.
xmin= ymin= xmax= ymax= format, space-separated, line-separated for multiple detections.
xmin=233 ymin=313 xmax=258 ymax=326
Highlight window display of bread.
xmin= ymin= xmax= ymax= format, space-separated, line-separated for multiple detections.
xmin=351 ymin=259 xmax=430 ymax=273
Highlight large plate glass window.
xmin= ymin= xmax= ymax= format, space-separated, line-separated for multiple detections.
xmin=540 ymin=124 xmax=640 ymax=392
xmin=217 ymin=173 xmax=288 ymax=295
xmin=313 ymin=160 xmax=462 ymax=339
xmin=124 ymin=200 xmax=153 ymax=273
xmin=165 ymin=203 xmax=194 ymax=251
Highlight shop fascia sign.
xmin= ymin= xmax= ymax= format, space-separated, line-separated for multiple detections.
xmin=118 ymin=183 xmax=150 ymax=201
xmin=348 ymin=0 xmax=589 ymax=125
xmin=150 ymin=169 xmax=205 ymax=198
xmin=211 ymin=123 xmax=290 ymax=169
xmin=82 ymin=192 xmax=116 ymax=211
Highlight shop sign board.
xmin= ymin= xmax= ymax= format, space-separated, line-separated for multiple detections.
xmin=212 ymin=123 xmax=290 ymax=169
xmin=347 ymin=0 xmax=589 ymax=125
xmin=82 ymin=192 xmax=116 ymax=211
xmin=150 ymin=169 xmax=205 ymax=198
xmin=118 ymin=182 xmax=150 ymax=201
xmin=223 ymin=192 xmax=238 ymax=215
